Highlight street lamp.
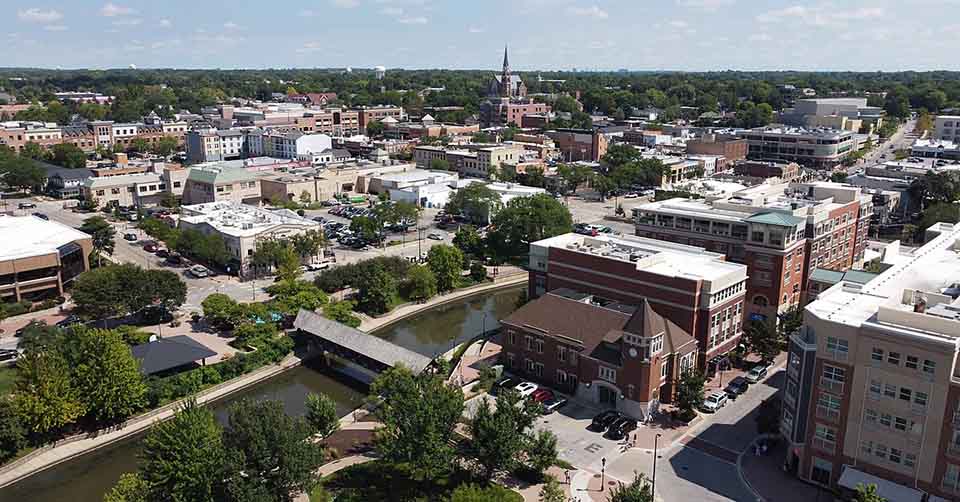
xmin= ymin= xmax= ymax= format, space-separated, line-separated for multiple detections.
xmin=601 ymin=457 xmax=606 ymax=491
xmin=652 ymin=433 xmax=662 ymax=497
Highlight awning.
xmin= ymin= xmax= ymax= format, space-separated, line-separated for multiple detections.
xmin=838 ymin=466 xmax=923 ymax=502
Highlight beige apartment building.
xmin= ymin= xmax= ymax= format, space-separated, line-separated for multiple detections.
xmin=782 ymin=223 xmax=960 ymax=502
xmin=412 ymin=144 xmax=525 ymax=179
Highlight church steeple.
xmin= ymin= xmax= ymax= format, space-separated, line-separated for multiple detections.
xmin=502 ymin=44 xmax=510 ymax=72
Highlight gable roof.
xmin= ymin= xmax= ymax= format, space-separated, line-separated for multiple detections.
xmin=501 ymin=293 xmax=632 ymax=354
xmin=131 ymin=336 xmax=217 ymax=375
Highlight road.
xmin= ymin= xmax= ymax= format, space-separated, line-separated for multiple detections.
xmin=846 ymin=118 xmax=917 ymax=174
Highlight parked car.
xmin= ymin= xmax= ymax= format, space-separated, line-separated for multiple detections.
xmin=155 ymin=248 xmax=169 ymax=258
xmin=55 ymin=315 xmax=81 ymax=328
xmin=304 ymin=262 xmax=330 ymax=272
xmin=165 ymin=253 xmax=184 ymax=265
xmin=18 ymin=202 xmax=36 ymax=209
xmin=188 ymin=265 xmax=210 ymax=278
xmin=514 ymin=381 xmax=539 ymax=397
xmin=605 ymin=417 xmax=638 ymax=440
xmin=589 ymin=410 xmax=623 ymax=432
xmin=313 ymin=216 xmax=326 ymax=223
xmin=623 ymin=193 xmax=639 ymax=199
xmin=542 ymin=396 xmax=568 ymax=414
xmin=143 ymin=243 xmax=158 ymax=253
xmin=531 ymin=388 xmax=554 ymax=403
xmin=492 ymin=376 xmax=515 ymax=395
xmin=702 ymin=391 xmax=728 ymax=413
xmin=123 ymin=233 xmax=138 ymax=241
xmin=745 ymin=364 xmax=769 ymax=384
xmin=724 ymin=376 xmax=750 ymax=398
xmin=32 ymin=212 xmax=49 ymax=220
xmin=427 ymin=232 xmax=445 ymax=240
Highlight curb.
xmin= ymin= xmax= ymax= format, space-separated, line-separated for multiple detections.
xmin=737 ymin=433 xmax=780 ymax=502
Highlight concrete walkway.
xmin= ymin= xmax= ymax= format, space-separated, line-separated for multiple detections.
xmin=0 ymin=353 xmax=304 ymax=489
xmin=293 ymin=454 xmax=378 ymax=502
xmin=358 ymin=273 xmax=526 ymax=333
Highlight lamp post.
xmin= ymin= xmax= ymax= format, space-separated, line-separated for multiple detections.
xmin=652 ymin=433 xmax=662 ymax=497
xmin=601 ymin=457 xmax=606 ymax=491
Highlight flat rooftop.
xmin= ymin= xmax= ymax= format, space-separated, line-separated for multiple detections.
xmin=807 ymin=222 xmax=960 ymax=342
xmin=744 ymin=125 xmax=852 ymax=138
xmin=0 ymin=215 xmax=91 ymax=261
xmin=180 ymin=202 xmax=319 ymax=237
xmin=533 ymin=232 xmax=746 ymax=284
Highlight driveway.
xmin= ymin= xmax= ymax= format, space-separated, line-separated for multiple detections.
xmin=532 ymin=400 xmax=625 ymax=469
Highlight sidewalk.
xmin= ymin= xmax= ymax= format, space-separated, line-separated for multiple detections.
xmin=358 ymin=274 xmax=525 ymax=333
xmin=0 ymin=353 xmax=304 ymax=489
xmin=740 ymin=439 xmax=819 ymax=502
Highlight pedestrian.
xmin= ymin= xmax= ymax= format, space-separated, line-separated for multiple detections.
xmin=565 ymin=470 xmax=570 ymax=484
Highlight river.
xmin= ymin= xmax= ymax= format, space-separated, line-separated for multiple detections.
xmin=0 ymin=286 xmax=522 ymax=502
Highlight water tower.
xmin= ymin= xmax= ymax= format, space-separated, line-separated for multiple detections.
xmin=375 ymin=65 xmax=386 ymax=80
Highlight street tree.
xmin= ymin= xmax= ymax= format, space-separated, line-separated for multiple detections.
xmin=487 ymin=194 xmax=573 ymax=258
xmin=369 ymin=365 xmax=465 ymax=481
xmin=744 ymin=319 xmax=782 ymax=363
xmin=140 ymin=401 xmax=226 ymax=502
xmin=49 ymin=142 xmax=88 ymax=168
xmin=591 ymin=174 xmax=616 ymax=201
xmin=601 ymin=143 xmax=642 ymax=170
xmin=366 ymin=120 xmax=384 ymax=137
xmin=350 ymin=215 xmax=381 ymax=243
xmin=556 ymin=164 xmax=593 ymax=194
xmin=0 ymin=400 xmax=25 ymax=463
xmin=526 ymin=429 xmax=560 ymax=480
xmin=356 ymin=263 xmax=398 ymax=314
xmin=80 ymin=216 xmax=117 ymax=265
xmin=445 ymin=183 xmax=502 ymax=224
xmin=103 ymin=473 xmax=148 ymax=502
xmin=539 ymin=475 xmax=565 ymax=502
xmin=152 ymin=136 xmax=179 ymax=157
xmin=19 ymin=142 xmax=45 ymax=161
xmin=222 ymin=399 xmax=325 ymax=502
xmin=608 ymin=472 xmax=654 ymax=502
xmin=854 ymin=483 xmax=887 ymax=502
xmin=14 ymin=350 xmax=84 ymax=434
xmin=920 ymin=202 xmax=960 ymax=231
xmin=201 ymin=293 xmax=243 ymax=329
xmin=265 ymin=279 xmax=328 ymax=317
xmin=426 ymin=244 xmax=464 ymax=292
xmin=276 ymin=246 xmax=303 ymax=283
xmin=675 ymin=370 xmax=706 ymax=420
xmin=403 ymin=264 xmax=437 ymax=302
xmin=452 ymin=225 xmax=484 ymax=257
xmin=305 ymin=393 xmax=340 ymax=440
xmin=69 ymin=327 xmax=146 ymax=423
xmin=467 ymin=389 xmax=541 ymax=480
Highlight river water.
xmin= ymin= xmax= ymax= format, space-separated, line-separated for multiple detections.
xmin=0 ymin=286 xmax=522 ymax=502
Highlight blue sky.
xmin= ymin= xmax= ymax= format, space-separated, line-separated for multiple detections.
xmin=3 ymin=0 xmax=958 ymax=71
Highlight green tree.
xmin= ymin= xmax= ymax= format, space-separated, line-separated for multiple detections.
xmin=526 ymin=429 xmax=559 ymax=480
xmin=675 ymin=370 xmax=706 ymax=419
xmin=79 ymin=215 xmax=116 ymax=266
xmin=591 ymin=174 xmax=616 ymax=201
xmin=350 ymin=215 xmax=381 ymax=243
xmin=427 ymin=244 xmax=464 ymax=292
xmin=366 ymin=120 xmax=385 ymax=137
xmin=70 ymin=327 xmax=146 ymax=423
xmin=449 ymin=484 xmax=521 ymax=502
xmin=369 ymin=365 xmax=465 ymax=481
xmin=601 ymin=143 xmax=642 ymax=169
xmin=539 ymin=475 xmax=565 ymax=502
xmin=403 ymin=264 xmax=437 ymax=302
xmin=356 ymin=263 xmax=398 ymax=314
xmin=556 ymin=164 xmax=593 ymax=194
xmin=429 ymin=158 xmax=451 ymax=171
xmin=128 ymin=138 xmax=151 ymax=153
xmin=0 ymin=157 xmax=45 ymax=192
xmin=920 ymin=202 xmax=960 ymax=231
xmin=445 ymin=183 xmax=502 ymax=224
xmin=829 ymin=172 xmax=849 ymax=183
xmin=140 ymin=402 xmax=225 ymax=502
xmin=14 ymin=350 xmax=84 ymax=434
xmin=276 ymin=246 xmax=304 ymax=283
xmin=201 ymin=293 xmax=242 ymax=328
xmin=266 ymin=279 xmax=328 ymax=317
xmin=0 ymin=400 xmax=25 ymax=463
xmin=608 ymin=472 xmax=654 ymax=502
xmin=453 ymin=225 xmax=484 ymax=257
xmin=323 ymin=300 xmax=361 ymax=328
xmin=103 ymin=473 xmax=148 ymax=502
xmin=744 ymin=319 xmax=782 ymax=363
xmin=305 ymin=393 xmax=340 ymax=440
xmin=152 ymin=136 xmax=179 ymax=156
xmin=19 ymin=141 xmax=45 ymax=160
xmin=222 ymin=399 xmax=325 ymax=502
xmin=467 ymin=389 xmax=541 ymax=481
xmin=487 ymin=194 xmax=573 ymax=258
xmin=49 ymin=143 xmax=88 ymax=168
xmin=854 ymin=483 xmax=887 ymax=502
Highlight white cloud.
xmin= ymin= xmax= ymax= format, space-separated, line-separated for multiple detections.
xmin=17 ymin=8 xmax=63 ymax=23
xmin=398 ymin=16 xmax=428 ymax=24
xmin=381 ymin=7 xmax=403 ymax=15
xmin=331 ymin=0 xmax=360 ymax=8
xmin=224 ymin=21 xmax=242 ymax=30
xmin=748 ymin=33 xmax=773 ymax=41
xmin=112 ymin=18 xmax=143 ymax=26
xmin=756 ymin=4 xmax=884 ymax=27
xmin=564 ymin=5 xmax=609 ymax=19
xmin=101 ymin=3 xmax=136 ymax=17
xmin=151 ymin=39 xmax=182 ymax=50
xmin=297 ymin=41 xmax=325 ymax=53
xmin=676 ymin=0 xmax=734 ymax=10
xmin=43 ymin=25 xmax=68 ymax=31
xmin=159 ymin=19 xmax=171 ymax=27
xmin=468 ymin=26 xmax=484 ymax=33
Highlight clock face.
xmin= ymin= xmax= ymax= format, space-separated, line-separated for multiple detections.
xmin=628 ymin=347 xmax=638 ymax=358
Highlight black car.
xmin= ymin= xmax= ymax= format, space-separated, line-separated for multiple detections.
xmin=123 ymin=233 xmax=138 ymax=241
xmin=492 ymin=377 xmax=515 ymax=395
xmin=32 ymin=212 xmax=49 ymax=220
xmin=589 ymin=410 xmax=622 ymax=432
xmin=18 ymin=202 xmax=36 ymax=209
xmin=55 ymin=315 xmax=82 ymax=328
xmin=724 ymin=376 xmax=750 ymax=399
xmin=605 ymin=417 xmax=638 ymax=440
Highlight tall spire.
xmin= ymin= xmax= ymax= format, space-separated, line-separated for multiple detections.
xmin=502 ymin=44 xmax=510 ymax=72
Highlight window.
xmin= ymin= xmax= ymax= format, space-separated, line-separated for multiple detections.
xmin=888 ymin=351 xmax=901 ymax=366
xmin=507 ymin=331 xmax=516 ymax=345
xmin=864 ymin=408 xmax=878 ymax=424
xmin=817 ymin=393 xmax=841 ymax=421
xmin=914 ymin=391 xmax=928 ymax=408
xmin=525 ymin=358 xmax=534 ymax=373
xmin=904 ymin=453 xmax=917 ymax=468
xmin=923 ymin=359 xmax=936 ymax=375
xmin=880 ymin=413 xmax=892 ymax=427
xmin=860 ymin=440 xmax=874 ymax=456
xmin=869 ymin=380 xmax=881 ymax=399
xmin=557 ymin=346 xmax=566 ymax=362
xmin=906 ymin=356 xmax=919 ymax=370
xmin=826 ymin=337 xmax=848 ymax=359
xmin=535 ymin=339 xmax=543 ymax=354
xmin=556 ymin=370 xmax=567 ymax=385
xmin=899 ymin=387 xmax=912 ymax=402
xmin=660 ymin=361 xmax=668 ymax=379
xmin=533 ymin=362 xmax=544 ymax=377
xmin=506 ymin=353 xmax=514 ymax=368
xmin=525 ymin=336 xmax=534 ymax=351
xmin=821 ymin=365 xmax=845 ymax=393
xmin=599 ymin=366 xmax=616 ymax=383
xmin=894 ymin=416 xmax=908 ymax=431
xmin=875 ymin=443 xmax=888 ymax=460
xmin=871 ymin=348 xmax=884 ymax=361
xmin=884 ymin=384 xmax=897 ymax=399
xmin=811 ymin=457 xmax=832 ymax=486
xmin=889 ymin=448 xmax=903 ymax=465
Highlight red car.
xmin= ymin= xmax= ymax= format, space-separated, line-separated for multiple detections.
xmin=531 ymin=389 xmax=554 ymax=403
xmin=143 ymin=243 xmax=158 ymax=253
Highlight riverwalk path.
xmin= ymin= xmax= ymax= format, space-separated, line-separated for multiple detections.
xmin=0 ymin=353 xmax=304 ymax=489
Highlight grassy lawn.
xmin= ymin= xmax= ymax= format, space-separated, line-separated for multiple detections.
xmin=0 ymin=366 xmax=18 ymax=396
xmin=320 ymin=460 xmax=522 ymax=502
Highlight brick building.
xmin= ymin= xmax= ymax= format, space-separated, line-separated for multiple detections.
xmin=502 ymin=289 xmax=699 ymax=419
xmin=357 ymin=105 xmax=405 ymax=130
xmin=734 ymin=160 xmax=802 ymax=181
xmin=634 ymin=182 xmax=871 ymax=321
xmin=545 ymin=128 xmax=608 ymax=162
xmin=527 ymin=233 xmax=748 ymax=371
xmin=686 ymin=134 xmax=748 ymax=162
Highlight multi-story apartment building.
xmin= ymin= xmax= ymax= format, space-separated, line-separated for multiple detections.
xmin=781 ymin=222 xmax=960 ymax=502
xmin=634 ymin=181 xmax=871 ymax=321
xmin=357 ymin=105 xmax=405 ymax=130
xmin=0 ymin=121 xmax=62 ymax=153
xmin=412 ymin=144 xmax=526 ymax=179
xmin=527 ymin=233 xmax=748 ymax=370
xmin=934 ymin=116 xmax=960 ymax=144
xmin=502 ymin=288 xmax=699 ymax=419
xmin=0 ymin=215 xmax=92 ymax=302
xmin=185 ymin=129 xmax=246 ymax=163
xmin=735 ymin=126 xmax=857 ymax=168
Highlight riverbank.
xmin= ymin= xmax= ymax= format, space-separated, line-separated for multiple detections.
xmin=0 ymin=353 xmax=305 ymax=489
xmin=360 ymin=271 xmax=526 ymax=334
